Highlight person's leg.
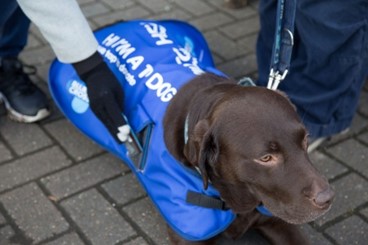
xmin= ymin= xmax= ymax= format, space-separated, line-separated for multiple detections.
xmin=0 ymin=2 xmax=50 ymax=122
xmin=0 ymin=2 xmax=30 ymax=57
xmin=257 ymin=0 xmax=368 ymax=138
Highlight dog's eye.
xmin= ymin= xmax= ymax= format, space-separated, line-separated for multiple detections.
xmin=260 ymin=155 xmax=273 ymax=162
xmin=254 ymin=154 xmax=278 ymax=166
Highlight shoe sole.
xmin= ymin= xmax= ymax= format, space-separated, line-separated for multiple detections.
xmin=0 ymin=93 xmax=50 ymax=123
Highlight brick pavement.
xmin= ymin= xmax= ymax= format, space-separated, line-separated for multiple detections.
xmin=1 ymin=0 xmax=368 ymax=244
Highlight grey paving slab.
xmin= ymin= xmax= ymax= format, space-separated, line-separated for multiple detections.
xmin=124 ymin=236 xmax=150 ymax=245
xmin=208 ymin=0 xmax=259 ymax=20
xmin=190 ymin=12 xmax=234 ymax=31
xmin=309 ymin=151 xmax=349 ymax=180
xmin=0 ymin=146 xmax=72 ymax=192
xmin=44 ymin=119 xmax=104 ymax=161
xmin=0 ymin=118 xmax=52 ymax=156
xmin=204 ymin=30 xmax=247 ymax=60
xmin=80 ymin=2 xmax=110 ymax=18
xmin=217 ymin=54 xmax=258 ymax=78
xmin=41 ymin=153 xmax=125 ymax=199
xmin=137 ymin=0 xmax=172 ymax=13
xmin=44 ymin=233 xmax=84 ymax=245
xmin=61 ymin=189 xmax=136 ymax=245
xmin=219 ymin=16 xmax=260 ymax=39
xmin=326 ymin=139 xmax=368 ymax=178
xmin=301 ymin=224 xmax=333 ymax=245
xmin=19 ymin=46 xmax=55 ymax=66
xmin=0 ymin=225 xmax=15 ymax=241
xmin=0 ymin=183 xmax=69 ymax=243
xmin=360 ymin=207 xmax=368 ymax=218
xmin=325 ymin=215 xmax=368 ymax=245
xmin=0 ymin=142 xmax=13 ymax=163
xmin=0 ymin=212 xmax=5 ymax=225
xmin=172 ymin=0 xmax=215 ymax=16
xmin=101 ymin=173 xmax=146 ymax=206
xmin=151 ymin=8 xmax=192 ymax=21
xmin=92 ymin=6 xmax=151 ymax=27
xmin=99 ymin=0 xmax=136 ymax=10
xmin=123 ymin=197 xmax=170 ymax=245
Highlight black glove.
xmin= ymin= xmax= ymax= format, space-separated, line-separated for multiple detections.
xmin=72 ymin=52 xmax=129 ymax=143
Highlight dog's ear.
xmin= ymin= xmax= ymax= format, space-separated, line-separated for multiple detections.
xmin=195 ymin=120 xmax=220 ymax=190
xmin=198 ymin=129 xmax=220 ymax=190
xmin=184 ymin=119 xmax=219 ymax=190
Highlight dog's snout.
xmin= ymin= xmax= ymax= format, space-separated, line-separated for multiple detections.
xmin=313 ymin=187 xmax=335 ymax=208
xmin=303 ymin=179 xmax=335 ymax=209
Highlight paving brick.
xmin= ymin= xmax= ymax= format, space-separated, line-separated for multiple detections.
xmin=325 ymin=216 xmax=368 ymax=244
xmin=313 ymin=173 xmax=368 ymax=227
xmin=358 ymin=90 xmax=368 ymax=117
xmin=326 ymin=139 xmax=368 ymax=178
xmin=301 ymin=224 xmax=333 ymax=245
xmin=92 ymin=7 xmax=151 ymax=27
xmin=217 ymin=54 xmax=257 ymax=78
xmin=219 ymin=16 xmax=260 ymax=39
xmin=358 ymin=131 xmax=368 ymax=145
xmin=236 ymin=33 xmax=258 ymax=55
xmin=0 ymin=225 xmax=15 ymax=241
xmin=173 ymin=0 xmax=214 ymax=16
xmin=138 ymin=0 xmax=172 ymax=13
xmin=29 ymin=24 xmax=48 ymax=45
xmin=0 ymin=183 xmax=69 ymax=243
xmin=44 ymin=119 xmax=104 ymax=161
xmin=207 ymin=0 xmax=259 ymax=20
xmin=0 ymin=146 xmax=72 ymax=192
xmin=0 ymin=118 xmax=52 ymax=156
xmin=204 ymin=30 xmax=247 ymax=60
xmin=123 ymin=197 xmax=170 ymax=245
xmin=100 ymin=0 xmax=136 ymax=10
xmin=101 ymin=173 xmax=145 ymax=205
xmin=0 ymin=212 xmax=5 ymax=225
xmin=61 ymin=189 xmax=135 ymax=245
xmin=360 ymin=207 xmax=368 ymax=218
xmin=124 ymin=236 xmax=149 ymax=245
xmin=41 ymin=153 xmax=125 ymax=199
xmin=81 ymin=2 xmax=110 ymax=18
xmin=190 ymin=12 xmax=234 ymax=31
xmin=151 ymin=9 xmax=192 ymax=21
xmin=45 ymin=233 xmax=84 ymax=245
xmin=19 ymin=46 xmax=55 ymax=66
xmin=309 ymin=151 xmax=348 ymax=180
xmin=0 ymin=142 xmax=13 ymax=163
xmin=24 ymin=33 xmax=42 ymax=50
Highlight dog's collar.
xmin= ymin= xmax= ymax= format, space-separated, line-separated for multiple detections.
xmin=184 ymin=113 xmax=189 ymax=145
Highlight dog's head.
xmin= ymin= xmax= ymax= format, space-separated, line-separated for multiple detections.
xmin=184 ymin=86 xmax=334 ymax=224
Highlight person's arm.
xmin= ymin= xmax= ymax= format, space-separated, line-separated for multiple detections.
xmin=17 ymin=0 xmax=97 ymax=63
xmin=17 ymin=0 xmax=129 ymax=143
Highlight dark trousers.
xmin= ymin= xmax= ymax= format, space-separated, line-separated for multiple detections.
xmin=257 ymin=0 xmax=368 ymax=137
xmin=0 ymin=1 xmax=30 ymax=57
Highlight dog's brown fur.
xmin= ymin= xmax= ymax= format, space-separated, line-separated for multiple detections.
xmin=163 ymin=73 xmax=334 ymax=245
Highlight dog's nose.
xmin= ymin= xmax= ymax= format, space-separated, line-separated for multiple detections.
xmin=303 ymin=179 xmax=335 ymax=209
xmin=313 ymin=187 xmax=335 ymax=208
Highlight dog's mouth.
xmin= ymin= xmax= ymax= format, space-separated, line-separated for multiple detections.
xmin=262 ymin=200 xmax=333 ymax=225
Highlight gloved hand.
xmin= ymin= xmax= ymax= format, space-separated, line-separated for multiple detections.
xmin=72 ymin=52 xmax=130 ymax=143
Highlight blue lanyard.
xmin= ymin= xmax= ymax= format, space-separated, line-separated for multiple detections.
xmin=267 ymin=0 xmax=296 ymax=90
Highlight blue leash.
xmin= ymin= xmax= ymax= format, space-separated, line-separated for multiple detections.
xmin=267 ymin=0 xmax=297 ymax=90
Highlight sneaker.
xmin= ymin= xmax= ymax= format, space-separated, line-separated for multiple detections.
xmin=308 ymin=128 xmax=350 ymax=153
xmin=0 ymin=57 xmax=50 ymax=123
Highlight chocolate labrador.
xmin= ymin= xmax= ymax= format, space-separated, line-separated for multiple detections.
xmin=163 ymin=73 xmax=334 ymax=245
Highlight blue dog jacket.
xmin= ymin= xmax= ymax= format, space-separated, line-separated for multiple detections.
xmin=49 ymin=20 xmax=270 ymax=241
